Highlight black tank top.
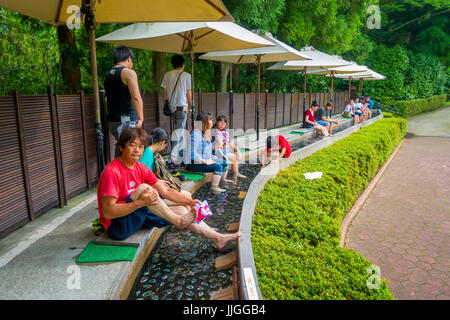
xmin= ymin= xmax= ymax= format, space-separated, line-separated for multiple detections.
xmin=104 ymin=66 xmax=137 ymax=122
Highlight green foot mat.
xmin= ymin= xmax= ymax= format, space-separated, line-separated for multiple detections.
xmin=240 ymin=148 xmax=250 ymax=152
xmin=289 ymin=131 xmax=306 ymax=135
xmin=180 ymin=172 xmax=206 ymax=181
xmin=342 ymin=116 xmax=353 ymax=119
xmin=76 ymin=241 xmax=138 ymax=263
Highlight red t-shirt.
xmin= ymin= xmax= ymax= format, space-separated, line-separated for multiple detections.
xmin=305 ymin=109 xmax=315 ymax=123
xmin=267 ymin=135 xmax=292 ymax=158
xmin=97 ymin=158 xmax=159 ymax=230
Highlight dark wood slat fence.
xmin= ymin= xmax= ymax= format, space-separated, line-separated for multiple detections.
xmin=0 ymin=89 xmax=347 ymax=239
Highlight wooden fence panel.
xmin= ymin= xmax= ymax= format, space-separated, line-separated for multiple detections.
xmin=266 ymin=93 xmax=276 ymax=129
xmin=57 ymin=95 xmax=88 ymax=199
xmin=82 ymin=94 xmax=99 ymax=184
xmin=245 ymin=93 xmax=256 ymax=133
xmin=216 ymin=92 xmax=231 ymax=124
xmin=275 ymin=93 xmax=284 ymax=128
xmin=20 ymin=95 xmax=59 ymax=217
xmin=0 ymin=96 xmax=29 ymax=238
xmin=231 ymin=93 xmax=245 ymax=136
xmin=201 ymin=93 xmax=216 ymax=120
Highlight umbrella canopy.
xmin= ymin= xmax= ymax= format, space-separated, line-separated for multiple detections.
xmin=334 ymin=70 xmax=386 ymax=97
xmin=267 ymin=46 xmax=352 ymax=115
xmin=305 ymin=62 xmax=368 ymax=103
xmin=198 ymin=32 xmax=310 ymax=140
xmin=96 ymin=22 xmax=273 ymax=53
xmin=97 ymin=22 xmax=274 ymax=128
xmin=1 ymin=0 xmax=236 ymax=173
xmin=0 ymin=0 xmax=234 ymax=25
xmin=198 ymin=32 xmax=310 ymax=64
xmin=333 ymin=70 xmax=386 ymax=80
xmin=267 ymin=46 xmax=351 ymax=71
xmin=305 ymin=62 xmax=368 ymax=75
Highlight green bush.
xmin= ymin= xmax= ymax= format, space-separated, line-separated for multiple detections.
xmin=392 ymin=94 xmax=448 ymax=118
xmin=252 ymin=118 xmax=407 ymax=300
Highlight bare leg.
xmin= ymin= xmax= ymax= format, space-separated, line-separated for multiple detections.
xmin=226 ymin=153 xmax=246 ymax=181
xmin=211 ymin=174 xmax=226 ymax=193
xmin=130 ymin=184 xmax=196 ymax=230
xmin=171 ymin=206 xmax=241 ymax=250
xmin=164 ymin=190 xmax=191 ymax=207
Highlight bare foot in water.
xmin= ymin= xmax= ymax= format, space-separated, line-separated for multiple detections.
xmin=177 ymin=207 xmax=197 ymax=230
xmin=214 ymin=232 xmax=242 ymax=250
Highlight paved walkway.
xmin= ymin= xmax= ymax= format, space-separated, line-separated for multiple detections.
xmin=346 ymin=107 xmax=450 ymax=300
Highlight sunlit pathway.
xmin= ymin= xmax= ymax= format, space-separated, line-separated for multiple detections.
xmin=346 ymin=108 xmax=450 ymax=300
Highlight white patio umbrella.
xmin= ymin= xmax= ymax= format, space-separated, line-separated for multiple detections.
xmin=96 ymin=22 xmax=274 ymax=128
xmin=267 ymin=46 xmax=351 ymax=115
xmin=334 ymin=70 xmax=386 ymax=97
xmin=0 ymin=0 xmax=234 ymax=25
xmin=0 ymin=0 xmax=235 ymax=172
xmin=199 ymin=32 xmax=311 ymax=140
xmin=305 ymin=62 xmax=368 ymax=102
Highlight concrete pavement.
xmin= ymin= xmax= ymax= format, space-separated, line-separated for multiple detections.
xmin=346 ymin=107 xmax=450 ymax=300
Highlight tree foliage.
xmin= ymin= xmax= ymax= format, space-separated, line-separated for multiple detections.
xmin=0 ymin=1 xmax=448 ymax=102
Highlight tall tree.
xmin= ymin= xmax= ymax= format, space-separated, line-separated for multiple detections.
xmin=57 ymin=25 xmax=81 ymax=94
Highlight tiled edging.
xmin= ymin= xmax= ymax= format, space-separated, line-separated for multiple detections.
xmin=340 ymin=138 xmax=405 ymax=248
xmin=236 ymin=114 xmax=384 ymax=300
xmin=108 ymin=173 xmax=214 ymax=300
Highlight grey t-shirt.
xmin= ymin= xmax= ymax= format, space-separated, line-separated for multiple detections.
xmin=161 ymin=69 xmax=192 ymax=112
xmin=315 ymin=107 xmax=326 ymax=121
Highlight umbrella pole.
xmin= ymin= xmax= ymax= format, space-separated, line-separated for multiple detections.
xmin=303 ymin=67 xmax=307 ymax=120
xmin=361 ymin=78 xmax=364 ymax=95
xmin=256 ymin=55 xmax=261 ymax=141
xmin=230 ymin=63 xmax=233 ymax=91
xmin=190 ymin=51 xmax=195 ymax=130
xmin=348 ymin=77 xmax=352 ymax=99
xmin=85 ymin=2 xmax=104 ymax=174
xmin=330 ymin=71 xmax=334 ymax=103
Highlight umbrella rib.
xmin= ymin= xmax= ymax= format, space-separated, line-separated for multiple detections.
xmin=56 ymin=0 xmax=64 ymax=23
xmin=204 ymin=0 xmax=227 ymax=17
xmin=195 ymin=30 xmax=215 ymax=40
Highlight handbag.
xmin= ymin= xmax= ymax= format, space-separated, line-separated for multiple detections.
xmin=163 ymin=71 xmax=184 ymax=117
xmin=153 ymin=153 xmax=182 ymax=192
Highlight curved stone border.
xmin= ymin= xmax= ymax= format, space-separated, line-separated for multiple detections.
xmin=340 ymin=138 xmax=405 ymax=248
xmin=236 ymin=114 xmax=384 ymax=300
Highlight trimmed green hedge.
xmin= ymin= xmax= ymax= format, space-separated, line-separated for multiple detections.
xmin=252 ymin=118 xmax=407 ymax=300
xmin=391 ymin=94 xmax=447 ymax=118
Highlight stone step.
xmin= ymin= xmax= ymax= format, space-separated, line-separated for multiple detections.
xmin=210 ymin=286 xmax=235 ymax=300
xmin=215 ymin=250 xmax=237 ymax=271
xmin=227 ymin=222 xmax=239 ymax=232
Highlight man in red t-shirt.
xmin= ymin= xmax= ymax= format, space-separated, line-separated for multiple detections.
xmin=260 ymin=135 xmax=292 ymax=168
xmin=98 ymin=126 xmax=241 ymax=250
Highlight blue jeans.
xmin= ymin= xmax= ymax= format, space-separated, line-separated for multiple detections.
xmin=185 ymin=158 xmax=228 ymax=176
xmin=107 ymin=195 xmax=171 ymax=241
xmin=169 ymin=109 xmax=187 ymax=164
xmin=316 ymin=120 xmax=329 ymax=127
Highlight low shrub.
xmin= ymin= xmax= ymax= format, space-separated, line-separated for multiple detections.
xmin=252 ymin=118 xmax=407 ymax=300
xmin=392 ymin=94 xmax=447 ymax=118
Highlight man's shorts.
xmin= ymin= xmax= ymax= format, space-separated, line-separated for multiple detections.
xmin=107 ymin=195 xmax=171 ymax=241
xmin=355 ymin=112 xmax=363 ymax=117
xmin=316 ymin=120 xmax=329 ymax=127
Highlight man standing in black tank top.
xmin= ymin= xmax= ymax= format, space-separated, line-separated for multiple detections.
xmin=104 ymin=46 xmax=144 ymax=157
